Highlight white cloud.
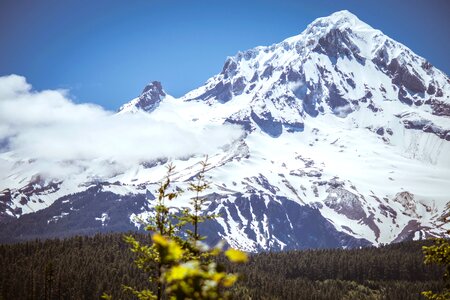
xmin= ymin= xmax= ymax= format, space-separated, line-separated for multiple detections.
xmin=0 ymin=74 xmax=243 ymax=181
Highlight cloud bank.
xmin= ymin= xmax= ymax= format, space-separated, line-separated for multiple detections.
xmin=0 ymin=74 xmax=243 ymax=180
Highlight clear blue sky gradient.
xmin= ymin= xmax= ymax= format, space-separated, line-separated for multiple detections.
xmin=0 ymin=0 xmax=448 ymax=110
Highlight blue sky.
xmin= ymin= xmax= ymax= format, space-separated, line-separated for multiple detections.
xmin=0 ymin=0 xmax=448 ymax=110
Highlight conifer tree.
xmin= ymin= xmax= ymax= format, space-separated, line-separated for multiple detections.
xmin=187 ymin=156 xmax=211 ymax=244
xmin=44 ymin=261 xmax=54 ymax=300
xmin=179 ymin=156 xmax=218 ymax=259
xmin=121 ymin=163 xmax=183 ymax=300
xmin=104 ymin=158 xmax=247 ymax=300
xmin=422 ymin=204 xmax=450 ymax=300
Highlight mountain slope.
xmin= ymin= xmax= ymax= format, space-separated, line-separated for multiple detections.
xmin=1 ymin=10 xmax=449 ymax=251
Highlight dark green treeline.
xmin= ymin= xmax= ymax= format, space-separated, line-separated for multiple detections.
xmin=0 ymin=233 xmax=444 ymax=300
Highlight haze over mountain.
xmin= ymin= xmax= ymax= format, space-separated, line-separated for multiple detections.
xmin=0 ymin=11 xmax=449 ymax=251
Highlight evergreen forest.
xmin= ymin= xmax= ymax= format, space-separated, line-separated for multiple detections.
xmin=0 ymin=233 xmax=444 ymax=300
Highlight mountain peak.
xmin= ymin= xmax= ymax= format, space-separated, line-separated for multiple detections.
xmin=141 ymin=81 xmax=165 ymax=96
xmin=327 ymin=10 xmax=359 ymax=22
xmin=181 ymin=9 xmax=449 ymax=138
xmin=118 ymin=81 xmax=166 ymax=113
xmin=273 ymin=10 xmax=378 ymax=58
xmin=303 ymin=10 xmax=374 ymax=37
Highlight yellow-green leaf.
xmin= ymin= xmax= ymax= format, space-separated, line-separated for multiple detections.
xmin=167 ymin=240 xmax=184 ymax=261
xmin=225 ymin=248 xmax=248 ymax=263
xmin=222 ymin=274 xmax=238 ymax=287
xmin=167 ymin=265 xmax=189 ymax=281
xmin=152 ymin=233 xmax=168 ymax=247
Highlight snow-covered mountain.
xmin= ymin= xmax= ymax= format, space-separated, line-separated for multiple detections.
xmin=1 ymin=10 xmax=449 ymax=251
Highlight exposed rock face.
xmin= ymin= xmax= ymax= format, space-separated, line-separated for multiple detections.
xmin=118 ymin=81 xmax=166 ymax=113
xmin=393 ymin=191 xmax=418 ymax=218
xmin=196 ymin=81 xmax=233 ymax=103
xmin=376 ymin=127 xmax=385 ymax=136
xmin=313 ymin=28 xmax=363 ymax=62
xmin=136 ymin=81 xmax=166 ymax=111
xmin=324 ymin=188 xmax=366 ymax=220
xmin=397 ymin=112 xmax=450 ymax=141
xmin=431 ymin=99 xmax=450 ymax=117
xmin=392 ymin=220 xmax=423 ymax=243
xmin=0 ymin=189 xmax=15 ymax=223
xmin=250 ymin=110 xmax=283 ymax=137
xmin=388 ymin=58 xmax=427 ymax=93
xmin=221 ymin=57 xmax=238 ymax=79
xmin=0 ymin=175 xmax=62 ymax=222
